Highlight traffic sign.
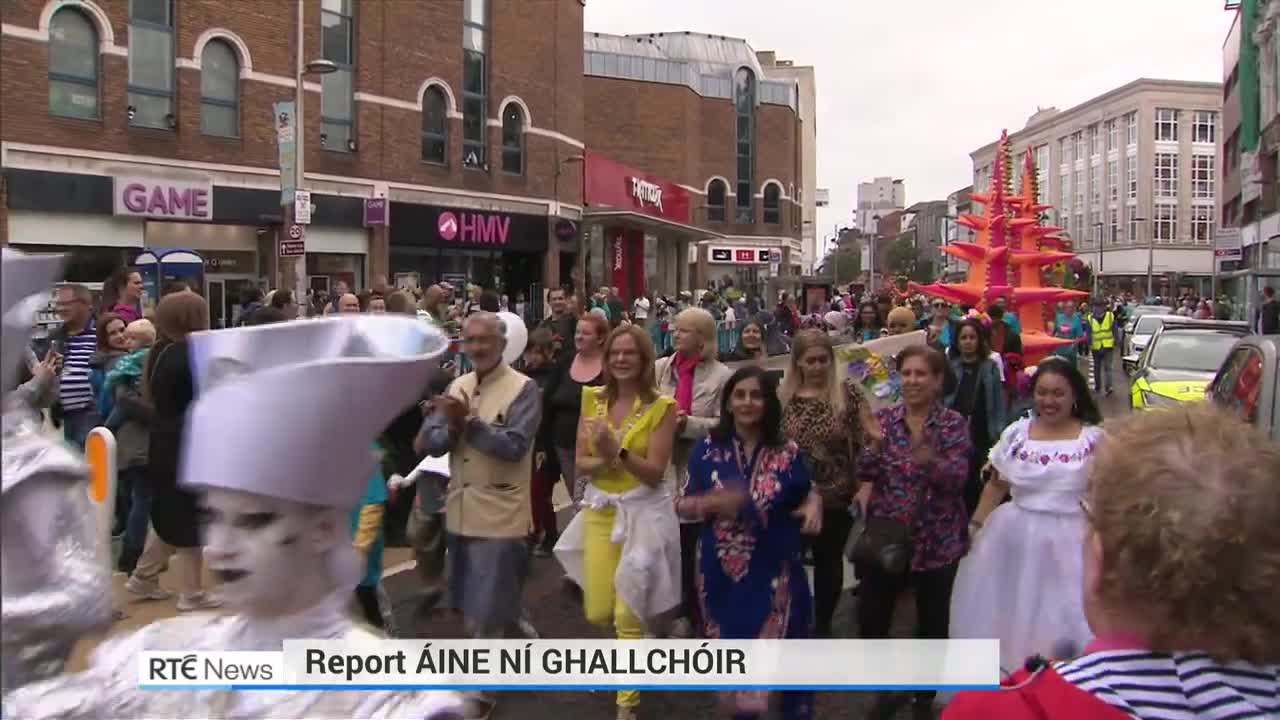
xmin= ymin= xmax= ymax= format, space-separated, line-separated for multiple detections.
xmin=280 ymin=223 xmax=305 ymax=257
xmin=294 ymin=190 xmax=312 ymax=224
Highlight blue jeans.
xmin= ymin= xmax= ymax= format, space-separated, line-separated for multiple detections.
xmin=1092 ymin=347 xmax=1114 ymax=393
xmin=119 ymin=466 xmax=152 ymax=573
xmin=61 ymin=408 xmax=102 ymax=451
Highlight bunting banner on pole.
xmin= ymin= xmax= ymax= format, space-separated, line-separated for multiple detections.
xmin=274 ymin=101 xmax=297 ymax=206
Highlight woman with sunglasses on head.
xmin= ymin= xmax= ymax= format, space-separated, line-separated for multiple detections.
xmin=921 ymin=298 xmax=954 ymax=351
xmin=559 ymin=325 xmax=680 ymax=720
xmin=948 ymin=357 xmax=1102 ymax=681
xmin=678 ymin=366 xmax=821 ymax=719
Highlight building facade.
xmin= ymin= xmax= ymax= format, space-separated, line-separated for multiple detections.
xmin=971 ymin=78 xmax=1223 ymax=298
xmin=758 ymin=52 xmax=817 ymax=274
xmin=0 ymin=0 xmax=586 ymax=323
xmin=581 ymin=31 xmax=807 ymax=301
xmin=855 ymin=176 xmax=905 ymax=235
xmin=901 ymin=200 xmax=949 ymax=278
xmin=943 ymin=185 xmax=974 ymax=279
xmin=2 ymin=3 xmax=812 ymax=315
xmin=1220 ymin=1 xmax=1280 ymax=319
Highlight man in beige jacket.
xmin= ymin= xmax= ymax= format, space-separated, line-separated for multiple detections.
xmin=416 ymin=311 xmax=541 ymax=720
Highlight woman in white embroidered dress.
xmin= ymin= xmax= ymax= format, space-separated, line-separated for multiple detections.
xmin=949 ymin=357 xmax=1103 ymax=675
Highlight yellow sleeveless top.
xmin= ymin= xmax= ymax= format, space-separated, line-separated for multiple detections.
xmin=580 ymin=386 xmax=676 ymax=495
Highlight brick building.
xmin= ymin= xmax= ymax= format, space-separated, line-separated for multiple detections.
xmin=582 ymin=31 xmax=806 ymax=299
xmin=1 ymin=1 xmax=811 ymax=318
xmin=1 ymin=0 xmax=584 ymax=325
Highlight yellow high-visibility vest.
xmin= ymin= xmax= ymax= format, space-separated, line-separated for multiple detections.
xmin=1090 ymin=312 xmax=1115 ymax=350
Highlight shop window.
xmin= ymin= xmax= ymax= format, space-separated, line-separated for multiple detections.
xmin=127 ymin=0 xmax=174 ymax=129
xmin=321 ymin=0 xmax=355 ymax=151
xmin=763 ymin=184 xmax=781 ymax=224
xmin=735 ymin=67 xmax=755 ymax=224
xmin=49 ymin=8 xmax=99 ymax=119
xmin=200 ymin=40 xmax=239 ymax=137
xmin=707 ymin=180 xmax=727 ymax=222
xmin=501 ymin=103 xmax=523 ymax=175
xmin=421 ymin=85 xmax=448 ymax=164
xmin=462 ymin=0 xmax=487 ymax=168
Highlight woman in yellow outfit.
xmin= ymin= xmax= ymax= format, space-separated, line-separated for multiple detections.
xmin=575 ymin=324 xmax=678 ymax=720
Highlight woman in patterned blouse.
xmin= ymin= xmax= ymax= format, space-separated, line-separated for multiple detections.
xmin=855 ymin=344 xmax=972 ymax=720
xmin=678 ymin=365 xmax=822 ymax=719
xmin=778 ymin=330 xmax=877 ymax=638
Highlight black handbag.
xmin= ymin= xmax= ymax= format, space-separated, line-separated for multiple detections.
xmin=849 ymin=515 xmax=914 ymax=576
xmin=846 ymin=460 xmax=926 ymax=576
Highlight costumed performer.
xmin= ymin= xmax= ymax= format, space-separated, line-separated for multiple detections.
xmin=1 ymin=249 xmax=114 ymax=695
xmin=2 ymin=314 xmax=462 ymax=719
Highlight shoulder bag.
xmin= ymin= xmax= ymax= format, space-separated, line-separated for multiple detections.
xmin=846 ymin=450 xmax=927 ymax=576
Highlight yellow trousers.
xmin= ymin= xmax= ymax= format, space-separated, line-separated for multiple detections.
xmin=582 ymin=507 xmax=643 ymax=709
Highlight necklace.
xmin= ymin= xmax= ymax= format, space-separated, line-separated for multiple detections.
xmin=597 ymin=394 xmax=647 ymax=448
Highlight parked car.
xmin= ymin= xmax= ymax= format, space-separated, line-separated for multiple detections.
xmin=1126 ymin=320 xmax=1250 ymax=410
xmin=1122 ymin=313 xmax=1179 ymax=362
xmin=1206 ymin=334 xmax=1279 ymax=442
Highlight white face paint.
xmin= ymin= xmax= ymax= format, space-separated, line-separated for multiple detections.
xmin=199 ymin=488 xmax=338 ymax=616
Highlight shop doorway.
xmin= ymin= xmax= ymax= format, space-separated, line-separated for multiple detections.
xmin=207 ymin=274 xmax=259 ymax=328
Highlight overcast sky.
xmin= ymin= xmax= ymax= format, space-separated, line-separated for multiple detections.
xmin=584 ymin=0 xmax=1235 ymax=253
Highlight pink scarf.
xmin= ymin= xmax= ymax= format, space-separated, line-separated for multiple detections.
xmin=673 ymin=351 xmax=698 ymax=414
xmin=111 ymin=303 xmax=141 ymax=324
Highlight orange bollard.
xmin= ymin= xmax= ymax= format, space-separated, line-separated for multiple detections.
xmin=85 ymin=427 xmax=117 ymax=568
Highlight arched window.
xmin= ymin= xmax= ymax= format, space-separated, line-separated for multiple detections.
xmin=200 ymin=40 xmax=239 ymax=137
xmin=734 ymin=68 xmax=755 ymax=223
xmin=707 ymin=179 xmax=727 ymax=223
xmin=501 ymin=103 xmax=524 ymax=174
xmin=763 ymin=184 xmax=781 ymax=224
xmin=422 ymin=86 xmax=448 ymax=164
xmin=48 ymin=8 xmax=99 ymax=119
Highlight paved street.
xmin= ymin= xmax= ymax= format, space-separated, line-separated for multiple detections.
xmin=67 ymin=352 xmax=1133 ymax=719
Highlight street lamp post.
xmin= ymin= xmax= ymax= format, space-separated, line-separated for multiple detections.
xmin=553 ymin=154 xmax=585 ymax=299
xmin=869 ymin=213 xmax=881 ymax=289
xmin=289 ymin=0 xmax=336 ymax=307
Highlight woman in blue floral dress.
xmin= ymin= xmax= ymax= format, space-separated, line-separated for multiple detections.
xmin=677 ymin=365 xmax=823 ymax=719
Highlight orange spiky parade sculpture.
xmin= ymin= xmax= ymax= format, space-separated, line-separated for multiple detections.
xmin=911 ymin=131 xmax=1086 ymax=363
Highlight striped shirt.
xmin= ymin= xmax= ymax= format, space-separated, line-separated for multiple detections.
xmin=58 ymin=323 xmax=97 ymax=412
xmin=1056 ymin=650 xmax=1278 ymax=720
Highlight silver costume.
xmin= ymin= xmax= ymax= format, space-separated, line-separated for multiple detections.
xmin=0 ymin=405 xmax=110 ymax=695
xmin=3 ymin=313 xmax=461 ymax=719
xmin=0 ymin=249 xmax=113 ymax=695
xmin=2 ymin=592 xmax=459 ymax=719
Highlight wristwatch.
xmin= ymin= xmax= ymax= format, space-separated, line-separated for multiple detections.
xmin=618 ymin=448 xmax=630 ymax=462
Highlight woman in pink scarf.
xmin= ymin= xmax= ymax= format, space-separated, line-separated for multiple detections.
xmin=654 ymin=307 xmax=732 ymax=638
xmin=103 ymin=267 xmax=144 ymax=323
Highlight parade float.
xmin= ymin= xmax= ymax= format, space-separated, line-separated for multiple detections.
xmin=911 ymin=130 xmax=1088 ymax=364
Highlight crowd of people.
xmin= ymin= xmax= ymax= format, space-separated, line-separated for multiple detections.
xmin=7 ymin=254 xmax=1279 ymax=720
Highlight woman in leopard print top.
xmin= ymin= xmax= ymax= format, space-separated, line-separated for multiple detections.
xmin=778 ymin=330 xmax=875 ymax=637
